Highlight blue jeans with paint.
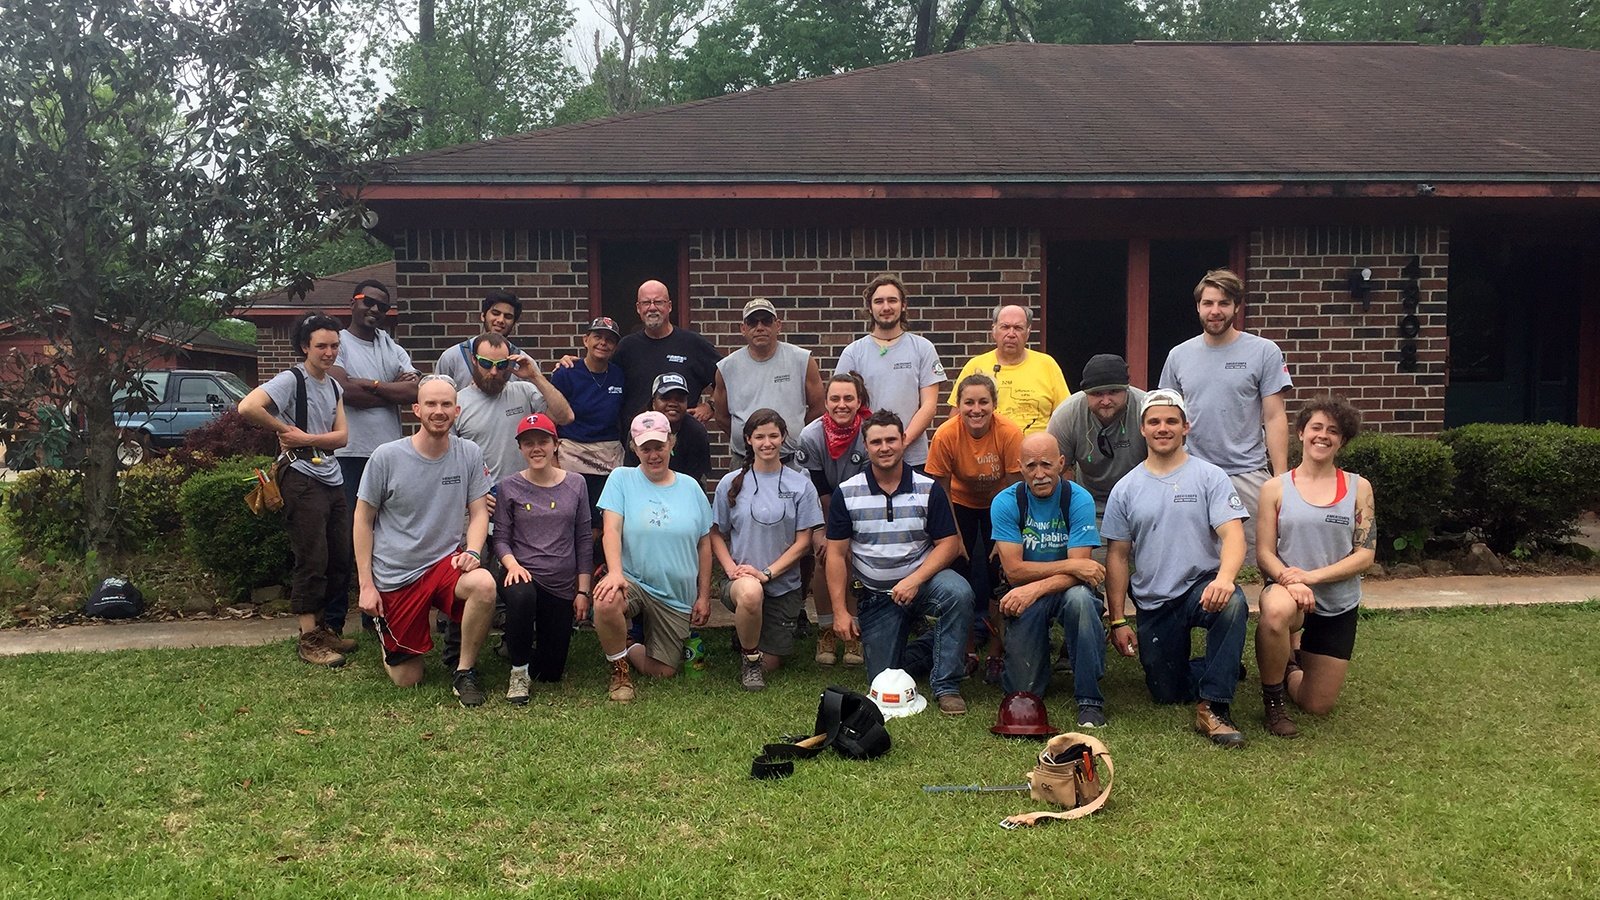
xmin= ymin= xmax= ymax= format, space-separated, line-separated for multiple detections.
xmin=856 ymin=568 xmax=974 ymax=698
xmin=1135 ymin=576 xmax=1249 ymax=705
xmin=1002 ymin=584 xmax=1106 ymax=708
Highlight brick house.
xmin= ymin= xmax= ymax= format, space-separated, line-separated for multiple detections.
xmin=247 ymin=260 xmax=396 ymax=379
xmin=336 ymin=42 xmax=1598 ymax=434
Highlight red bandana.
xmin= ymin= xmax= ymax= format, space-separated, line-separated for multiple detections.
xmin=823 ymin=407 xmax=871 ymax=460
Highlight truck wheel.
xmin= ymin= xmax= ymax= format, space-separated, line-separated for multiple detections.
xmin=117 ymin=431 xmax=151 ymax=468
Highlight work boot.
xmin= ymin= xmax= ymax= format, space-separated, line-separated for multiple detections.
xmin=739 ymin=653 xmax=766 ymax=692
xmin=316 ymin=626 xmax=357 ymax=654
xmin=607 ymin=658 xmax=635 ymax=703
xmin=815 ymin=630 xmax=839 ymax=665
xmin=297 ymin=631 xmax=346 ymax=668
xmin=842 ymin=639 xmax=864 ymax=666
xmin=937 ymin=694 xmax=968 ymax=716
xmin=506 ymin=667 xmax=532 ymax=706
xmin=452 ymin=668 xmax=487 ymax=708
xmin=1262 ymin=684 xmax=1299 ymax=738
xmin=1195 ymin=700 xmax=1246 ymax=748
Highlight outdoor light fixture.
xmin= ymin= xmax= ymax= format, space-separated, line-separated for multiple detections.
xmin=1348 ymin=266 xmax=1373 ymax=310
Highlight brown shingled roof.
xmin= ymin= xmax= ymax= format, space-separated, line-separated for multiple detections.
xmin=241 ymin=260 xmax=395 ymax=319
xmin=381 ymin=43 xmax=1600 ymax=183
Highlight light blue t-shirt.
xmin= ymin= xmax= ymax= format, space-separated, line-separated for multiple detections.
xmin=990 ymin=479 xmax=1100 ymax=561
xmin=1100 ymin=456 xmax=1248 ymax=610
xmin=1157 ymin=331 xmax=1292 ymax=474
xmin=597 ymin=467 xmax=713 ymax=612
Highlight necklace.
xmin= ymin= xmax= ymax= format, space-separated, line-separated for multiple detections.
xmin=582 ymin=359 xmax=612 ymax=391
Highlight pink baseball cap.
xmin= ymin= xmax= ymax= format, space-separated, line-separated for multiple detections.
xmin=630 ymin=410 xmax=672 ymax=445
xmin=516 ymin=412 xmax=558 ymax=439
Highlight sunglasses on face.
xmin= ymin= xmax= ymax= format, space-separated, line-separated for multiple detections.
xmin=745 ymin=314 xmax=776 ymax=327
xmin=474 ymin=355 xmax=513 ymax=371
xmin=356 ymin=294 xmax=393 ymax=314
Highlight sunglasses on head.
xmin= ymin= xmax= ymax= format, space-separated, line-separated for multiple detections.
xmin=355 ymin=293 xmax=392 ymax=313
xmin=474 ymin=355 xmax=513 ymax=371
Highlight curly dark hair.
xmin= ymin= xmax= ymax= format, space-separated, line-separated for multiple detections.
xmin=1295 ymin=393 xmax=1362 ymax=443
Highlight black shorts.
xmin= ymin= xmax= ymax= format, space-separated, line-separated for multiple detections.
xmin=1300 ymin=606 xmax=1358 ymax=661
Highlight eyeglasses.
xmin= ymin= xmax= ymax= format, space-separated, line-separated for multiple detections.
xmin=638 ymin=299 xmax=670 ymax=308
xmin=745 ymin=314 xmax=776 ymax=327
xmin=474 ymin=355 xmax=513 ymax=371
xmin=356 ymin=294 xmax=393 ymax=314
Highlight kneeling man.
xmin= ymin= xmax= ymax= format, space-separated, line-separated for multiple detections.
xmin=826 ymin=411 xmax=974 ymax=714
xmin=1102 ymin=389 xmax=1251 ymax=747
xmin=992 ymin=433 xmax=1108 ymax=727
xmin=354 ymin=374 xmax=498 ymax=706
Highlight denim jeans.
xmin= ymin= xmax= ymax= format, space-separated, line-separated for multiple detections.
xmin=1136 ymin=576 xmax=1249 ymax=705
xmin=857 ymin=568 xmax=974 ymax=698
xmin=1002 ymin=584 xmax=1105 ymax=707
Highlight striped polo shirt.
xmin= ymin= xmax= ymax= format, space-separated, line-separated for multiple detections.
xmin=826 ymin=464 xmax=958 ymax=591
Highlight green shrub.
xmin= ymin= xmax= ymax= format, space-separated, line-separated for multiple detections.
xmin=1 ymin=467 xmax=85 ymax=554
xmin=1337 ymin=433 xmax=1456 ymax=562
xmin=1441 ymin=423 xmax=1600 ymax=553
xmin=178 ymin=456 xmax=290 ymax=596
xmin=118 ymin=457 xmax=201 ymax=551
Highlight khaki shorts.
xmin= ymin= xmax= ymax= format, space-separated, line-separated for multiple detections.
xmin=720 ymin=583 xmax=804 ymax=657
xmin=561 ymin=439 xmax=624 ymax=476
xmin=624 ymin=581 xmax=691 ymax=669
xmin=1230 ymin=466 xmax=1271 ymax=568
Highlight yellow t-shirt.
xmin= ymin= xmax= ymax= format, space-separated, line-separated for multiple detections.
xmin=925 ymin=414 xmax=1024 ymax=509
xmin=948 ymin=350 xmax=1070 ymax=434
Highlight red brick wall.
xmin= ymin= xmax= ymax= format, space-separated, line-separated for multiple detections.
xmin=1247 ymin=225 xmax=1449 ymax=435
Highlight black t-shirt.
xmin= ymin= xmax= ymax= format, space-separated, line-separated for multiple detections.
xmin=623 ymin=414 xmax=711 ymax=484
xmin=613 ymin=327 xmax=721 ymax=422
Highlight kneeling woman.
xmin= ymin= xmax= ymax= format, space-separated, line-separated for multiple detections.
xmin=1255 ymin=394 xmax=1376 ymax=737
xmin=712 ymin=410 xmax=824 ymax=691
xmin=493 ymin=413 xmax=593 ymax=704
xmin=593 ymin=411 xmax=714 ymax=703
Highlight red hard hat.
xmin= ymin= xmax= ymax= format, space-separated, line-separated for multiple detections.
xmin=991 ymin=691 xmax=1054 ymax=737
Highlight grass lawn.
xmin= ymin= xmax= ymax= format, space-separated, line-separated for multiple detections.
xmin=2 ymin=604 xmax=1597 ymax=898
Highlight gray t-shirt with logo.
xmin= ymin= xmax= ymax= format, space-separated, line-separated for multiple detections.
xmin=795 ymin=418 xmax=869 ymax=494
xmin=357 ymin=435 xmax=491 ymax=591
xmin=716 ymin=342 xmax=812 ymax=460
xmin=1100 ymin=456 xmax=1247 ymax=610
xmin=836 ymin=333 xmax=946 ymax=465
xmin=712 ymin=466 xmax=823 ymax=596
xmin=1158 ymin=331 xmax=1292 ymax=474
xmin=453 ymin=381 xmax=550 ymax=481
xmin=260 ymin=365 xmax=343 ymax=486
xmin=335 ymin=329 xmax=419 ymax=458
xmin=1047 ymin=387 xmax=1148 ymax=506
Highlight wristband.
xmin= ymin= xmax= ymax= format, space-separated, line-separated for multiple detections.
xmin=574 ymin=590 xmax=590 ymax=598
xmin=463 ymin=549 xmax=481 ymax=560
xmin=1109 ymin=619 xmax=1130 ymax=630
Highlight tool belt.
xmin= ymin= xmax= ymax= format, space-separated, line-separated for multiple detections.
xmin=1001 ymin=732 xmax=1115 ymax=829
xmin=751 ymin=686 xmax=892 ymax=779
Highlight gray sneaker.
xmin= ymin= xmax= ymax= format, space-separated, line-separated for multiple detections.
xmin=505 ymin=668 xmax=531 ymax=706
xmin=1076 ymin=705 xmax=1108 ymax=728
xmin=452 ymin=668 xmax=487 ymax=708
xmin=739 ymin=653 xmax=766 ymax=692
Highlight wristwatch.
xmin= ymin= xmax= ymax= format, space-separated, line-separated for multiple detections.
xmin=761 ymin=567 xmax=773 ymax=579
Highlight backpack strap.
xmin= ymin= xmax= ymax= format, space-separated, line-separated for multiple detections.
xmin=1016 ymin=480 xmax=1074 ymax=534
xmin=458 ymin=340 xmax=475 ymax=376
xmin=290 ymin=367 xmax=308 ymax=431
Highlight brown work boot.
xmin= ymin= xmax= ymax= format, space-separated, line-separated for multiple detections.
xmin=297 ymin=631 xmax=346 ymax=668
xmin=607 ymin=658 xmax=635 ymax=703
xmin=1262 ymin=685 xmax=1299 ymax=738
xmin=317 ymin=626 xmax=357 ymax=653
xmin=937 ymin=694 xmax=968 ymax=716
xmin=842 ymin=639 xmax=864 ymax=666
xmin=815 ymin=630 xmax=838 ymax=665
xmin=1194 ymin=700 xmax=1245 ymax=748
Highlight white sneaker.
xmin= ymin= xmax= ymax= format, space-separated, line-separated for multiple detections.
xmin=505 ymin=667 xmax=531 ymax=706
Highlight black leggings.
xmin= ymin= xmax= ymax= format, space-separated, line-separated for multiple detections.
xmin=502 ymin=580 xmax=576 ymax=681
xmin=953 ymin=503 xmax=999 ymax=624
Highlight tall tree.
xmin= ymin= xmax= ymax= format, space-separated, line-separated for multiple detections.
xmin=0 ymin=0 xmax=408 ymax=571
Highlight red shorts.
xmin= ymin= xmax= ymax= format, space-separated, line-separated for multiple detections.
xmin=376 ymin=555 xmax=464 ymax=662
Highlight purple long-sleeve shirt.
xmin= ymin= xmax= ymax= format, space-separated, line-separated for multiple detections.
xmin=491 ymin=470 xmax=593 ymax=598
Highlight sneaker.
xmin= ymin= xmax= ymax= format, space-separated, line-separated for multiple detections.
xmin=815 ymin=630 xmax=839 ymax=665
xmin=739 ymin=654 xmax=766 ymax=692
xmin=842 ymin=639 xmax=864 ymax=666
xmin=1195 ymin=700 xmax=1246 ymax=748
xmin=607 ymin=658 xmax=635 ymax=703
xmin=983 ymin=656 xmax=1005 ymax=686
xmin=1076 ymin=705 xmax=1108 ymax=728
xmin=297 ymin=631 xmax=346 ymax=668
xmin=452 ymin=668 xmax=487 ymax=708
xmin=1262 ymin=687 xmax=1299 ymax=738
xmin=506 ymin=668 xmax=532 ymax=706
xmin=316 ymin=626 xmax=357 ymax=654
xmin=937 ymin=694 xmax=968 ymax=716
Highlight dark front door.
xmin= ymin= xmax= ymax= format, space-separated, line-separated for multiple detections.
xmin=1446 ymin=233 xmax=1582 ymax=426
xmin=593 ymin=238 xmax=682 ymax=332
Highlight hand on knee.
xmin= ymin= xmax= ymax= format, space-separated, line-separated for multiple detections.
xmin=732 ymin=578 xmax=764 ymax=609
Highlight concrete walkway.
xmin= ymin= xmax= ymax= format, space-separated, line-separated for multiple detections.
xmin=1 ymin=574 xmax=1595 ymax=658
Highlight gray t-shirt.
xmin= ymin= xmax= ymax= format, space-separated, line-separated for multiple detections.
xmin=453 ymin=381 xmax=551 ymax=480
xmin=335 ymin=329 xmax=419 ymax=458
xmin=836 ymin=333 xmax=946 ymax=465
xmin=1048 ymin=387 xmax=1148 ymax=505
xmin=795 ymin=417 xmax=869 ymax=494
xmin=434 ymin=338 xmax=523 ymax=392
xmin=712 ymin=465 xmax=823 ymax=596
xmin=1158 ymin=331 xmax=1292 ymax=474
xmin=1100 ymin=456 xmax=1248 ymax=610
xmin=260 ymin=365 xmax=343 ymax=486
xmin=716 ymin=342 xmax=811 ymax=460
xmin=357 ymin=436 xmax=491 ymax=591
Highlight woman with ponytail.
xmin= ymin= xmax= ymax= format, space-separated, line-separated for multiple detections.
xmin=711 ymin=409 xmax=823 ymax=691
xmin=796 ymin=372 xmax=872 ymax=665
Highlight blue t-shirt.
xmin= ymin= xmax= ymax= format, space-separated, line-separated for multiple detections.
xmin=989 ymin=479 xmax=1100 ymax=561
xmin=597 ymin=467 xmax=712 ymax=612
xmin=549 ymin=362 xmax=625 ymax=443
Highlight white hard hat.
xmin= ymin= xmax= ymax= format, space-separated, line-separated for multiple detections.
xmin=867 ymin=668 xmax=928 ymax=719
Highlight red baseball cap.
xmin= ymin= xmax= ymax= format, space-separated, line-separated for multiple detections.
xmin=515 ymin=412 xmax=558 ymax=439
